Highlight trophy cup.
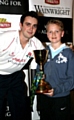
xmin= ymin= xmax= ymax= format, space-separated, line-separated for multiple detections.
xmin=33 ymin=49 xmax=52 ymax=93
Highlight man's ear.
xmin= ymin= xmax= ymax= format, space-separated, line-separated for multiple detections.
xmin=19 ymin=23 xmax=22 ymax=29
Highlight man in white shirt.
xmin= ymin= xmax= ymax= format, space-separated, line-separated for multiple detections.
xmin=0 ymin=11 xmax=44 ymax=120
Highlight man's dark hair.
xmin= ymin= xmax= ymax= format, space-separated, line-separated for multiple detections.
xmin=20 ymin=11 xmax=39 ymax=25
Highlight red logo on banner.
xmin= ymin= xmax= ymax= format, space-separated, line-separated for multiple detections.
xmin=45 ymin=0 xmax=60 ymax=5
xmin=0 ymin=18 xmax=11 ymax=28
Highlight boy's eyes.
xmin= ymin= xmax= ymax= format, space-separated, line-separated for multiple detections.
xmin=48 ymin=30 xmax=60 ymax=33
xmin=33 ymin=24 xmax=38 ymax=28
xmin=56 ymin=30 xmax=60 ymax=32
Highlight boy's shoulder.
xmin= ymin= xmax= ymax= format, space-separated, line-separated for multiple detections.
xmin=62 ymin=47 xmax=74 ymax=58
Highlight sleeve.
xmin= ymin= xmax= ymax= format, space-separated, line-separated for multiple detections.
xmin=0 ymin=31 xmax=13 ymax=51
xmin=31 ymin=36 xmax=45 ymax=50
xmin=30 ymin=37 xmax=45 ymax=69
xmin=0 ymin=33 xmax=5 ymax=51
xmin=54 ymin=51 xmax=74 ymax=95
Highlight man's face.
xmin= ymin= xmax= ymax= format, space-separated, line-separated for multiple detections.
xmin=20 ymin=16 xmax=38 ymax=40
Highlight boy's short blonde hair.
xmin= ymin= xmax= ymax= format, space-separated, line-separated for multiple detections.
xmin=46 ymin=19 xmax=64 ymax=31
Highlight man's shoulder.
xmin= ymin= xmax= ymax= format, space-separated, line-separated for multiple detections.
xmin=30 ymin=36 xmax=45 ymax=49
xmin=30 ymin=36 xmax=41 ymax=42
xmin=30 ymin=36 xmax=43 ymax=45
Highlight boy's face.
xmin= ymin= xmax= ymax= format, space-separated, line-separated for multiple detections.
xmin=47 ymin=23 xmax=64 ymax=44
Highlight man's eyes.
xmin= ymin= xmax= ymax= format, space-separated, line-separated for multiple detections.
xmin=25 ymin=23 xmax=30 ymax=26
xmin=25 ymin=23 xmax=37 ymax=28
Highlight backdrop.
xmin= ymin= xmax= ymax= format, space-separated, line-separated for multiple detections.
xmin=0 ymin=0 xmax=73 ymax=120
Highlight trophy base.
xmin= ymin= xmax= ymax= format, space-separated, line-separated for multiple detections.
xmin=36 ymin=79 xmax=52 ymax=94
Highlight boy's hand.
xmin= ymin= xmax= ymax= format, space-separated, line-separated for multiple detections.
xmin=44 ymin=88 xmax=54 ymax=96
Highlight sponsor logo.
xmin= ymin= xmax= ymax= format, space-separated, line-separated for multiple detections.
xmin=0 ymin=18 xmax=11 ymax=28
xmin=45 ymin=0 xmax=60 ymax=5
xmin=34 ymin=5 xmax=70 ymax=16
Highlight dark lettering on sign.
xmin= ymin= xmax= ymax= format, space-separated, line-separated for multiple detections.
xmin=34 ymin=5 xmax=70 ymax=16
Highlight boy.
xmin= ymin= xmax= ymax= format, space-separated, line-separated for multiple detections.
xmin=38 ymin=19 xmax=74 ymax=120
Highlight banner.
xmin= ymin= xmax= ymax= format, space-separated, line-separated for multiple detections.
xmin=29 ymin=0 xmax=73 ymax=18
xmin=0 ymin=0 xmax=28 ymax=14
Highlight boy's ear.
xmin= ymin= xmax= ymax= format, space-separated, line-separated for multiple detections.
xmin=62 ymin=31 xmax=64 ymax=37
